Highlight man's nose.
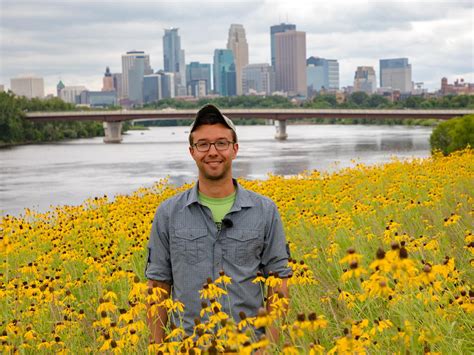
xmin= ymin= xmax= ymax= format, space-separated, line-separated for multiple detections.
xmin=207 ymin=143 xmax=219 ymax=154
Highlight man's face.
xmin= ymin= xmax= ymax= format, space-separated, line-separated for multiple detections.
xmin=189 ymin=123 xmax=238 ymax=181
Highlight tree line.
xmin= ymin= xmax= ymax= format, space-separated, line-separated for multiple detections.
xmin=0 ymin=92 xmax=119 ymax=146
xmin=141 ymin=93 xmax=474 ymax=127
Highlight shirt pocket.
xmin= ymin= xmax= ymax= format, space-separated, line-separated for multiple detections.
xmin=225 ymin=229 xmax=263 ymax=266
xmin=174 ymin=228 xmax=208 ymax=265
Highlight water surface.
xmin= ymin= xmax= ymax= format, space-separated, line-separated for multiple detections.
xmin=0 ymin=124 xmax=432 ymax=216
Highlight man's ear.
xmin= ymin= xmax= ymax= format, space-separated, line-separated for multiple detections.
xmin=232 ymin=143 xmax=239 ymax=159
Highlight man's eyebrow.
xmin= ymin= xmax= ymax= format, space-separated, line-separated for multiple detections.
xmin=196 ymin=137 xmax=230 ymax=142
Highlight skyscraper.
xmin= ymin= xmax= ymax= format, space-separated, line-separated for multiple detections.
xmin=327 ymin=60 xmax=340 ymax=91
xmin=143 ymin=74 xmax=162 ymax=103
xmin=306 ymin=57 xmax=340 ymax=94
xmin=112 ymin=73 xmax=122 ymax=99
xmin=121 ymin=51 xmax=152 ymax=104
xmin=227 ymin=24 xmax=249 ymax=96
xmin=102 ymin=67 xmax=114 ymax=91
xmin=59 ymin=86 xmax=87 ymax=104
xmin=163 ymin=28 xmax=187 ymax=96
xmin=56 ymin=80 xmax=65 ymax=97
xmin=10 ymin=76 xmax=44 ymax=99
xmin=213 ymin=49 xmax=236 ymax=96
xmin=274 ymin=30 xmax=307 ymax=97
xmin=186 ymin=62 xmax=211 ymax=97
xmin=353 ymin=66 xmax=377 ymax=94
xmin=242 ymin=64 xmax=274 ymax=95
xmin=379 ymin=58 xmax=412 ymax=93
xmin=270 ymin=23 xmax=296 ymax=67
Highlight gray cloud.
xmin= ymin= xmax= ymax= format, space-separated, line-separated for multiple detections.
xmin=1 ymin=0 xmax=472 ymax=94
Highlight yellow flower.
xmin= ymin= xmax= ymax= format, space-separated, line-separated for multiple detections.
xmin=165 ymin=325 xmax=185 ymax=341
xmin=265 ymin=274 xmax=283 ymax=288
xmin=370 ymin=319 xmax=393 ymax=335
xmin=339 ymin=247 xmax=363 ymax=264
xmin=159 ymin=298 xmax=185 ymax=313
xmin=341 ymin=262 xmax=367 ymax=282
xmin=215 ymin=270 xmax=232 ymax=285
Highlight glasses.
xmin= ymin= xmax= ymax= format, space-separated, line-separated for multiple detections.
xmin=193 ymin=140 xmax=235 ymax=152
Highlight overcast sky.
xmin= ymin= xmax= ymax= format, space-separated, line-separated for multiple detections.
xmin=1 ymin=0 xmax=472 ymax=95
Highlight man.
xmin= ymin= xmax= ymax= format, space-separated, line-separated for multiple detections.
xmin=145 ymin=104 xmax=291 ymax=344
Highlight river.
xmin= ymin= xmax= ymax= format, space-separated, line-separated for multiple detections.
xmin=0 ymin=124 xmax=432 ymax=216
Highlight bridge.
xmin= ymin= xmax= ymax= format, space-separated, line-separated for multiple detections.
xmin=25 ymin=108 xmax=473 ymax=143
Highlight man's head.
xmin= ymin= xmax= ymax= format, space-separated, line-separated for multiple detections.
xmin=189 ymin=104 xmax=237 ymax=146
xmin=189 ymin=104 xmax=239 ymax=182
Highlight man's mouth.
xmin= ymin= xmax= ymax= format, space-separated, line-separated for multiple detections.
xmin=206 ymin=161 xmax=222 ymax=167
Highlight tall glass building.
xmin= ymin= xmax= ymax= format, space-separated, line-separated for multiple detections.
xmin=306 ymin=57 xmax=339 ymax=93
xmin=213 ymin=49 xmax=236 ymax=96
xmin=379 ymin=58 xmax=412 ymax=93
xmin=186 ymin=62 xmax=211 ymax=97
xmin=163 ymin=28 xmax=186 ymax=96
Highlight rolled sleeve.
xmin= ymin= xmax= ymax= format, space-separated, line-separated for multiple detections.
xmin=145 ymin=204 xmax=173 ymax=284
xmin=260 ymin=202 xmax=291 ymax=278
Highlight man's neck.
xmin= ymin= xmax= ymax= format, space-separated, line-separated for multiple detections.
xmin=198 ymin=176 xmax=235 ymax=198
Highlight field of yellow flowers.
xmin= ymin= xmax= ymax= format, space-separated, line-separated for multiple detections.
xmin=1 ymin=149 xmax=473 ymax=354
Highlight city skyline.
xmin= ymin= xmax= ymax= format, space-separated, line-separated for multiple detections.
xmin=1 ymin=0 xmax=472 ymax=95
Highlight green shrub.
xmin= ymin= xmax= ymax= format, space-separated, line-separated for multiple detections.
xmin=430 ymin=114 xmax=473 ymax=155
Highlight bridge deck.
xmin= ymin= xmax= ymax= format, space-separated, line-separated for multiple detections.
xmin=25 ymin=108 xmax=474 ymax=122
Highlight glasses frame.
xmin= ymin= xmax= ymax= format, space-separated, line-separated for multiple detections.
xmin=192 ymin=140 xmax=235 ymax=152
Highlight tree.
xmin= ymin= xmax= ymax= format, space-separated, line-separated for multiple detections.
xmin=430 ymin=115 xmax=474 ymax=155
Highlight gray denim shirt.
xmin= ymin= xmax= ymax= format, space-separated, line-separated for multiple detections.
xmin=145 ymin=180 xmax=291 ymax=334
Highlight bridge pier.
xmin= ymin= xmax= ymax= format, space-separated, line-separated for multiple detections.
xmin=103 ymin=121 xmax=123 ymax=143
xmin=275 ymin=120 xmax=288 ymax=140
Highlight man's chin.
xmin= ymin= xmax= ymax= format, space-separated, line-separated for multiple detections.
xmin=203 ymin=172 xmax=226 ymax=181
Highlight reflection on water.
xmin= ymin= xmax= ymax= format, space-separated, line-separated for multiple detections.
xmin=0 ymin=124 xmax=432 ymax=216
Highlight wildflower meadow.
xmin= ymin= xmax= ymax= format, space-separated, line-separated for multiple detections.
xmin=1 ymin=149 xmax=473 ymax=354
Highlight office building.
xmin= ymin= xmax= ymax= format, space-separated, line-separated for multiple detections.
xmin=327 ymin=60 xmax=340 ymax=90
xmin=143 ymin=74 xmax=162 ymax=104
xmin=163 ymin=28 xmax=186 ymax=96
xmin=159 ymin=71 xmax=175 ymax=99
xmin=79 ymin=91 xmax=117 ymax=107
xmin=121 ymin=51 xmax=152 ymax=104
xmin=270 ymin=23 xmax=296 ymax=67
xmin=227 ymin=24 xmax=249 ymax=95
xmin=353 ymin=66 xmax=377 ymax=94
xmin=10 ymin=76 xmax=44 ymax=99
xmin=242 ymin=63 xmax=274 ymax=95
xmin=0 ymin=84 xmax=4 ymax=92
xmin=306 ymin=57 xmax=339 ymax=95
xmin=274 ymin=30 xmax=307 ymax=97
xmin=102 ymin=67 xmax=114 ymax=91
xmin=56 ymin=80 xmax=65 ymax=97
xmin=60 ymin=86 xmax=87 ymax=104
xmin=213 ymin=49 xmax=236 ymax=96
xmin=112 ymin=73 xmax=122 ymax=99
xmin=380 ymin=58 xmax=412 ymax=93
xmin=186 ymin=62 xmax=211 ymax=97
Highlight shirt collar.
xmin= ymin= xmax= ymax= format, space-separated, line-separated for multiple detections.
xmin=185 ymin=179 xmax=254 ymax=209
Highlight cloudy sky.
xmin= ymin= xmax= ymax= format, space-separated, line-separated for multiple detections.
xmin=1 ymin=0 xmax=472 ymax=95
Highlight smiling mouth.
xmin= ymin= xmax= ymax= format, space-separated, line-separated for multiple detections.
xmin=206 ymin=161 xmax=222 ymax=167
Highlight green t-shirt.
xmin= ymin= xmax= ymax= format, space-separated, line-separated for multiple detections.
xmin=198 ymin=191 xmax=236 ymax=229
